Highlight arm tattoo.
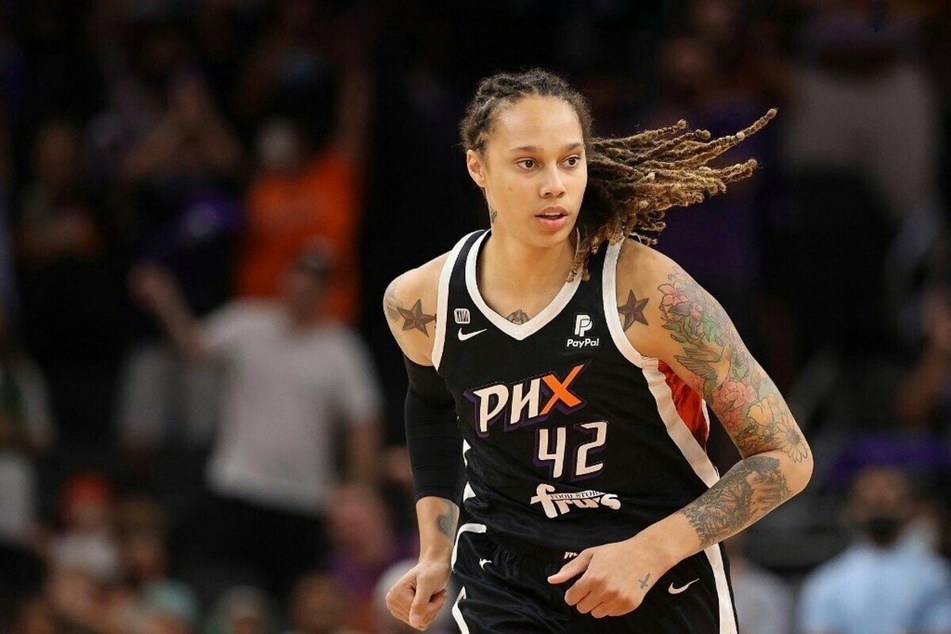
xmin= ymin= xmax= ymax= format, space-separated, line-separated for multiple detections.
xmin=638 ymin=573 xmax=651 ymax=589
xmin=489 ymin=208 xmax=498 ymax=224
xmin=436 ymin=501 xmax=459 ymax=540
xmin=680 ymin=456 xmax=791 ymax=548
xmin=618 ymin=290 xmax=649 ymax=330
xmin=657 ymin=267 xmax=810 ymax=464
xmin=393 ymin=299 xmax=437 ymax=335
xmin=384 ymin=287 xmax=403 ymax=322
xmin=507 ymin=309 xmax=530 ymax=324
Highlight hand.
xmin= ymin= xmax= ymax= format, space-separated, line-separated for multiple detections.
xmin=385 ymin=559 xmax=451 ymax=631
xmin=547 ymin=534 xmax=674 ymax=618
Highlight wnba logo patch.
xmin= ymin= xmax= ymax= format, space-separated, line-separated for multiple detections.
xmin=454 ymin=308 xmax=471 ymax=324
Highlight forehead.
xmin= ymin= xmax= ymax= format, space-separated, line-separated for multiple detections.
xmin=489 ymin=95 xmax=583 ymax=150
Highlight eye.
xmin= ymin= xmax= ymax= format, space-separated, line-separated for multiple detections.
xmin=517 ymin=159 xmax=536 ymax=170
xmin=564 ymin=156 xmax=582 ymax=167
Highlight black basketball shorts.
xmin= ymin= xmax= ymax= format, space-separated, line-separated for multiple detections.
xmin=449 ymin=524 xmax=737 ymax=633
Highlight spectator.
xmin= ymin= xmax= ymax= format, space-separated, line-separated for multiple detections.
xmin=897 ymin=283 xmax=951 ymax=433
xmin=283 ymin=571 xmax=359 ymax=634
xmin=205 ymin=586 xmax=277 ymax=634
xmin=131 ymin=244 xmax=383 ymax=601
xmin=132 ymin=580 xmax=201 ymax=634
xmin=14 ymin=119 xmax=122 ymax=446
xmin=10 ymin=595 xmax=59 ymax=634
xmin=724 ymin=533 xmax=794 ymax=634
xmin=798 ymin=465 xmax=951 ymax=634
xmin=784 ymin=0 xmax=940 ymax=222
xmin=44 ymin=470 xmax=124 ymax=633
xmin=0 ymin=297 xmax=54 ymax=550
xmin=326 ymin=484 xmax=416 ymax=632
xmin=46 ymin=484 xmax=202 ymax=634
xmin=234 ymin=4 xmax=373 ymax=324
xmin=0 ymin=295 xmax=53 ymax=618
xmin=47 ymin=471 xmax=120 ymax=584
xmin=114 ymin=68 xmax=245 ymax=462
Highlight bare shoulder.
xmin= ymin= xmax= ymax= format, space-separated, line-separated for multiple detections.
xmin=615 ymin=237 xmax=675 ymax=290
xmin=614 ymin=238 xmax=709 ymax=361
xmin=383 ymin=253 xmax=449 ymax=365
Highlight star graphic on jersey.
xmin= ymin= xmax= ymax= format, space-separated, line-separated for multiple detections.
xmin=398 ymin=299 xmax=436 ymax=335
xmin=618 ymin=290 xmax=649 ymax=330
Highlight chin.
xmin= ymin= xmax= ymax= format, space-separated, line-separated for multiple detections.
xmin=532 ymin=221 xmax=577 ymax=245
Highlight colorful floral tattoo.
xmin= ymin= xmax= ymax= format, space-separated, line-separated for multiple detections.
xmin=657 ymin=266 xmax=809 ymax=547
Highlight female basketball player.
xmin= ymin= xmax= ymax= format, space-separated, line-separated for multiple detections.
xmin=383 ymin=69 xmax=812 ymax=633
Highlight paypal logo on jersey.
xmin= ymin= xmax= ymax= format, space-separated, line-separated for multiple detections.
xmin=575 ymin=314 xmax=593 ymax=337
xmin=567 ymin=313 xmax=599 ymax=349
xmin=463 ymin=363 xmax=588 ymax=436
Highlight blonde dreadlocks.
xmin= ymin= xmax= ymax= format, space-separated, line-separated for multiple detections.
xmin=459 ymin=68 xmax=775 ymax=280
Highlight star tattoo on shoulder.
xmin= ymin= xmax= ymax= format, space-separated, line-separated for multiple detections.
xmin=618 ymin=290 xmax=649 ymax=330
xmin=397 ymin=299 xmax=436 ymax=335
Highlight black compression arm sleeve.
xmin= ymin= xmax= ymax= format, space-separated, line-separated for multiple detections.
xmin=403 ymin=356 xmax=465 ymax=503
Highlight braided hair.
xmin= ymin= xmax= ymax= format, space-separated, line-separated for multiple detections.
xmin=459 ymin=68 xmax=774 ymax=280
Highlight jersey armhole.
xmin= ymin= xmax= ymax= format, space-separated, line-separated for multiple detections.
xmin=602 ymin=240 xmax=649 ymax=369
xmin=432 ymin=232 xmax=479 ymax=371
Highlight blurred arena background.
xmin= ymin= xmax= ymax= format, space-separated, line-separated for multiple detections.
xmin=0 ymin=1 xmax=950 ymax=633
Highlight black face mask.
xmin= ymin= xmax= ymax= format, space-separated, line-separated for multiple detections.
xmin=865 ymin=515 xmax=903 ymax=546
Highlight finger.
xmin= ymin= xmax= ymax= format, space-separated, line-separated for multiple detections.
xmin=386 ymin=584 xmax=415 ymax=622
xmin=608 ymin=600 xmax=640 ymax=617
xmin=547 ymin=551 xmax=592 ymax=584
xmin=591 ymin=600 xmax=618 ymax=619
xmin=563 ymin=575 xmax=593 ymax=607
xmin=409 ymin=586 xmax=447 ymax=629
xmin=574 ymin=589 xmax=603 ymax=615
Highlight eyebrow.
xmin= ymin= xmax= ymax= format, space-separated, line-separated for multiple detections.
xmin=508 ymin=142 xmax=584 ymax=153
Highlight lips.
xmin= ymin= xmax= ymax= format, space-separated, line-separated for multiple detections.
xmin=535 ymin=206 xmax=568 ymax=220
xmin=535 ymin=206 xmax=570 ymax=231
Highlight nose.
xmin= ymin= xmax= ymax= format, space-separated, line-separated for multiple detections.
xmin=540 ymin=165 xmax=567 ymax=199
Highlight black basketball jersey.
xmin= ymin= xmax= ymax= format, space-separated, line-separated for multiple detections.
xmin=434 ymin=230 xmax=737 ymax=631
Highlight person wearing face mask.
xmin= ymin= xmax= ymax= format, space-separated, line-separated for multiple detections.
xmin=798 ymin=465 xmax=951 ymax=634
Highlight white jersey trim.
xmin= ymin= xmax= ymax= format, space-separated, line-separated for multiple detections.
xmin=705 ymin=544 xmax=739 ymax=634
xmin=451 ymin=522 xmax=487 ymax=569
xmin=450 ymin=524 xmax=484 ymax=633
xmin=602 ymin=240 xmax=646 ymax=368
xmin=433 ymin=232 xmax=480 ymax=371
xmin=451 ymin=587 xmax=471 ymax=634
xmin=642 ymin=363 xmax=719 ymax=488
xmin=604 ymin=240 xmax=718 ymax=485
xmin=465 ymin=231 xmax=582 ymax=341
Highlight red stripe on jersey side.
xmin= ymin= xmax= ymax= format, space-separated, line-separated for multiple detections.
xmin=658 ymin=360 xmax=709 ymax=449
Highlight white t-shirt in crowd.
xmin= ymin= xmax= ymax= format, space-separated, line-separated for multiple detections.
xmin=0 ymin=357 xmax=53 ymax=546
xmin=203 ymin=302 xmax=382 ymax=516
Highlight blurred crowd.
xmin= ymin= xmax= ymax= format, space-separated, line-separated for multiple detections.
xmin=2 ymin=0 xmax=951 ymax=632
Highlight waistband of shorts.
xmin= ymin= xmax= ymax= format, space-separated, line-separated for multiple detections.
xmin=488 ymin=530 xmax=580 ymax=564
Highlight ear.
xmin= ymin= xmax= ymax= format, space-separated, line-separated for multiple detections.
xmin=466 ymin=149 xmax=487 ymax=189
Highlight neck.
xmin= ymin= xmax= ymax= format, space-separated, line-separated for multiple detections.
xmin=481 ymin=229 xmax=576 ymax=290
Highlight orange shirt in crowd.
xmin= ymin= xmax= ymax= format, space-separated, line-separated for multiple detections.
xmin=236 ymin=144 xmax=361 ymax=323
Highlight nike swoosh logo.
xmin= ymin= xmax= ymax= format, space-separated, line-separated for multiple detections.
xmin=668 ymin=579 xmax=700 ymax=595
xmin=479 ymin=558 xmax=491 ymax=569
xmin=458 ymin=328 xmax=488 ymax=341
